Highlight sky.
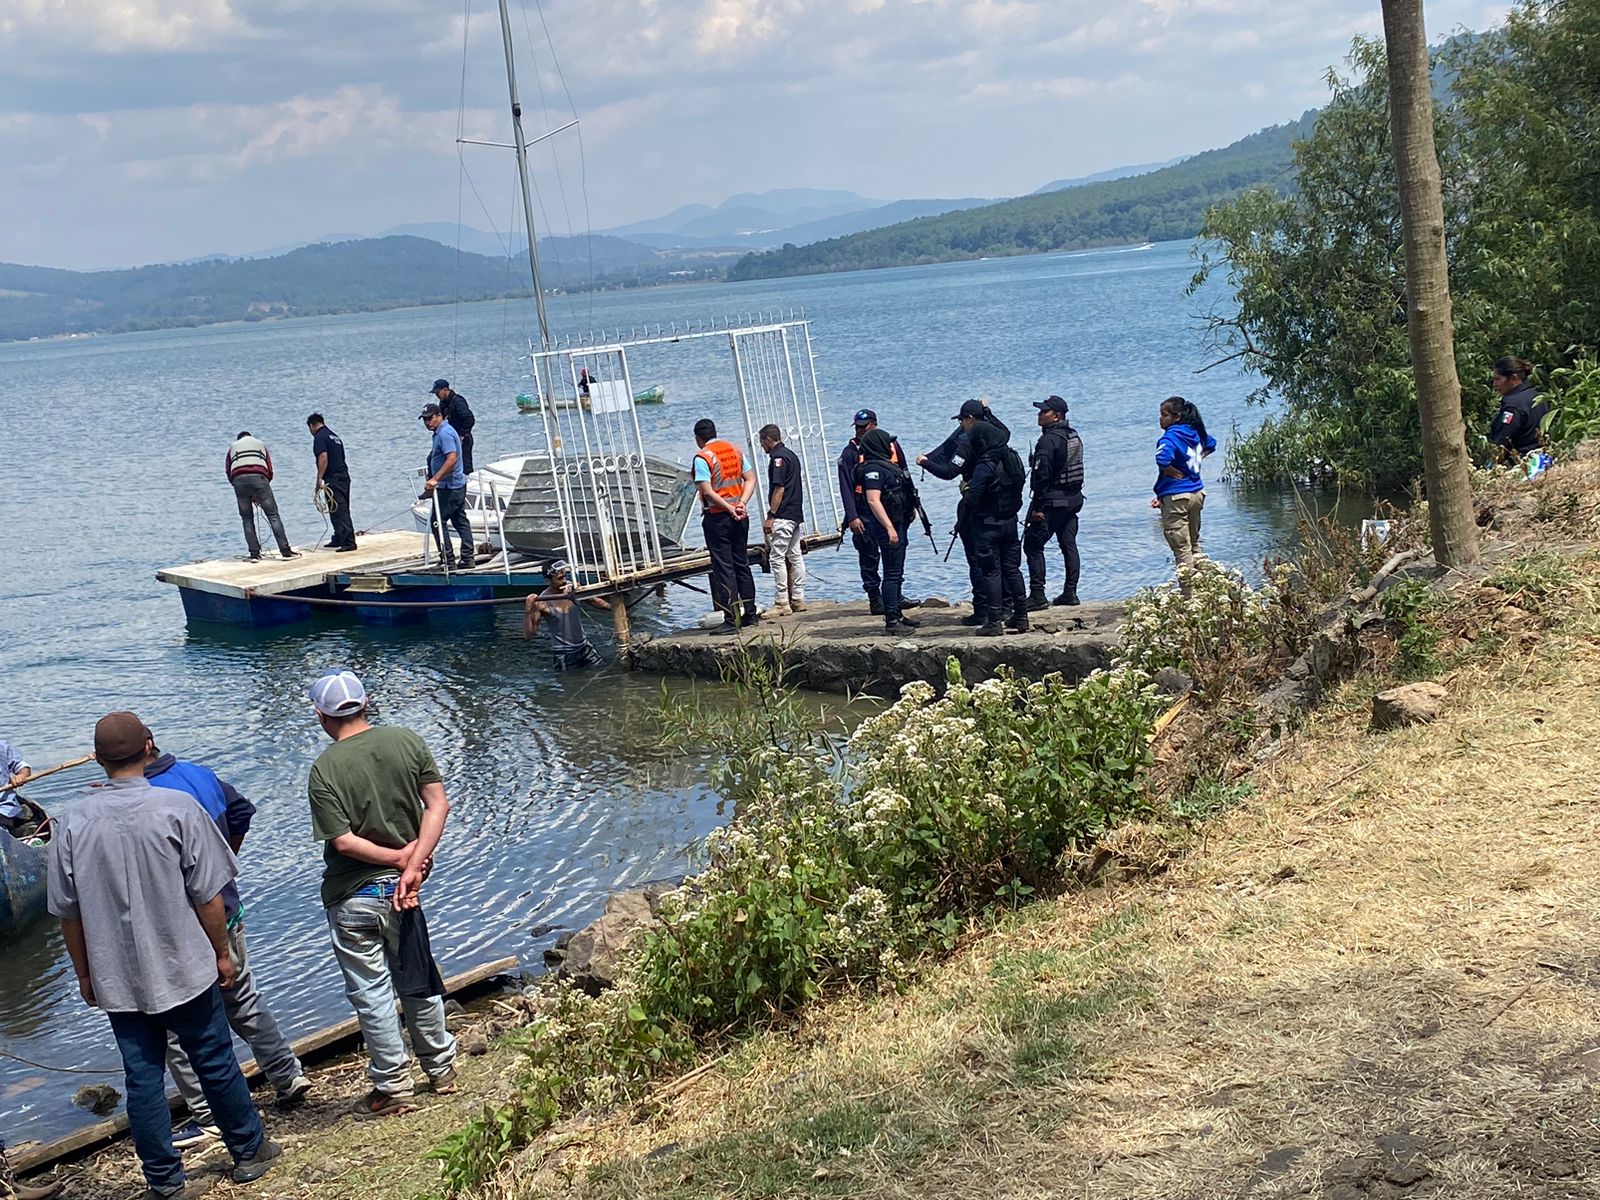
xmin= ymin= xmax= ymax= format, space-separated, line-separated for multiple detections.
xmin=2 ymin=0 xmax=1517 ymax=271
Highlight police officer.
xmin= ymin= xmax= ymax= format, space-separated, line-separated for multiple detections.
xmin=693 ymin=418 xmax=759 ymax=633
xmin=854 ymin=428 xmax=920 ymax=633
xmin=1486 ymin=356 xmax=1549 ymax=464
xmin=918 ymin=399 xmax=1009 ymax=625
xmin=428 ymin=379 xmax=477 ymax=476
xmin=836 ymin=410 xmax=920 ymax=616
xmin=306 ymin=413 xmax=356 ymax=552
xmin=963 ymin=419 xmax=1029 ymax=637
xmin=1024 ymin=395 xmax=1084 ymax=609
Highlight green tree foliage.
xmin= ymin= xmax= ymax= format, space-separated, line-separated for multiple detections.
xmin=727 ymin=118 xmax=1313 ymax=281
xmin=1196 ymin=1 xmax=1600 ymax=491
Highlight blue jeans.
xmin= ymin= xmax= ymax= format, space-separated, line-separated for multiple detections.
xmin=107 ymin=986 xmax=264 ymax=1194
xmin=326 ymin=893 xmax=456 ymax=1095
xmin=868 ymin=519 xmax=908 ymax=623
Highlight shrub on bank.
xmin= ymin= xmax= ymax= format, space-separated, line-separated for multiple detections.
xmin=431 ymin=658 xmax=1163 ymax=1192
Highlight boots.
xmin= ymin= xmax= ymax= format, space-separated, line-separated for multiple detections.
xmin=1025 ymin=586 xmax=1050 ymax=612
xmin=1053 ymin=590 xmax=1080 ymax=606
xmin=960 ymin=608 xmax=988 ymax=627
xmin=977 ymin=620 xmax=1005 ymax=637
xmin=788 ymin=597 xmax=808 ymax=613
xmin=1007 ymin=610 xmax=1030 ymax=634
xmin=867 ymin=593 xmax=884 ymax=616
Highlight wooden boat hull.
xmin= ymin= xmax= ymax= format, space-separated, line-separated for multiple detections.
xmin=502 ymin=453 xmax=697 ymax=560
xmin=0 ymin=828 xmax=49 ymax=933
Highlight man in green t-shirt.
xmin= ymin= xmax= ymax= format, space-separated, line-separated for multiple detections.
xmin=306 ymin=669 xmax=457 ymax=1118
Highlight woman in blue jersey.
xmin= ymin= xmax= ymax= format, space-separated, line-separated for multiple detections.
xmin=1150 ymin=396 xmax=1217 ymax=568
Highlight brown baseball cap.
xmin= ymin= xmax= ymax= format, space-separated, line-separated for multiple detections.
xmin=94 ymin=711 xmax=152 ymax=761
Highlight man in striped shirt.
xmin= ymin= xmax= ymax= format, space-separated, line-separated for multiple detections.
xmin=225 ymin=432 xmax=297 ymax=562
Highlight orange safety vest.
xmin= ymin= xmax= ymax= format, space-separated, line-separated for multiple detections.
xmin=697 ymin=439 xmax=746 ymax=511
xmin=853 ymin=438 xmax=904 ymax=495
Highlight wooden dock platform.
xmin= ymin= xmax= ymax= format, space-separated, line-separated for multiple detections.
xmin=627 ymin=597 xmax=1124 ymax=696
xmin=156 ymin=531 xmax=426 ymax=599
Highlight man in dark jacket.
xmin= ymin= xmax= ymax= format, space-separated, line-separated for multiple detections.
xmin=1024 ymin=395 xmax=1084 ymax=609
xmin=429 ymin=379 xmax=476 ymax=476
xmin=836 ymin=409 xmax=920 ymax=616
xmin=964 ymin=420 xmax=1029 ymax=637
xmin=307 ymin=413 xmax=356 ymax=552
xmin=144 ymin=740 xmax=309 ymax=1147
xmin=918 ymin=399 xmax=1008 ymax=625
xmin=1486 ymin=356 xmax=1549 ymax=462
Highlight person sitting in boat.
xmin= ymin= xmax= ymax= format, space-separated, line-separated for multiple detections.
xmin=524 ymin=560 xmax=610 ymax=670
xmin=0 ymin=738 xmax=37 ymax=836
xmin=577 ymin=367 xmax=594 ymax=400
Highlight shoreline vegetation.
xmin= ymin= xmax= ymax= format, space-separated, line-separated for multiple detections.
xmin=27 ymin=448 xmax=1600 ymax=1200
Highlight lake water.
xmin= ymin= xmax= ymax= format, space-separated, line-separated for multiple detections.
xmin=0 ymin=239 xmax=1299 ymax=1146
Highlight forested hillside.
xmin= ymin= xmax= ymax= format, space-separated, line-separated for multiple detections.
xmin=0 ymin=234 xmax=672 ymax=342
xmin=727 ymin=117 xmax=1312 ymax=280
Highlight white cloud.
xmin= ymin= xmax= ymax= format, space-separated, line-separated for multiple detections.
xmin=1 ymin=0 xmax=247 ymax=51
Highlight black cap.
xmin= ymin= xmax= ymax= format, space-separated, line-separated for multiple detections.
xmin=853 ymin=408 xmax=876 ymax=425
xmin=419 ymin=402 xmax=443 ymax=420
xmin=1033 ymin=395 xmax=1069 ymax=415
xmin=429 ymin=378 xmax=450 ymax=393
xmin=953 ymin=399 xmax=986 ymax=420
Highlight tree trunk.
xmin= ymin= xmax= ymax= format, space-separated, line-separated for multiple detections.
xmin=1381 ymin=0 xmax=1480 ymax=566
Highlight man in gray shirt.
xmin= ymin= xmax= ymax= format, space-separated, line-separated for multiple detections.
xmin=522 ymin=560 xmax=609 ymax=670
xmin=47 ymin=712 xmax=281 ymax=1199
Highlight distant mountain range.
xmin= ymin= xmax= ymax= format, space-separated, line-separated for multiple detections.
xmin=0 ymin=132 xmax=1314 ymax=340
xmin=728 ymin=121 xmax=1311 ymax=281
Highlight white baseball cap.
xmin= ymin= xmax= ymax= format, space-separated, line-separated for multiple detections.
xmin=309 ymin=669 xmax=368 ymax=717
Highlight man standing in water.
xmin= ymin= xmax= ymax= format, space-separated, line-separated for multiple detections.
xmin=47 ymin=712 xmax=280 ymax=1197
xmin=225 ymin=432 xmax=297 ymax=562
xmin=307 ymin=670 xmax=457 ymax=1117
xmin=307 ymin=414 xmax=357 ymax=553
xmin=523 ymin=560 xmax=610 ymax=669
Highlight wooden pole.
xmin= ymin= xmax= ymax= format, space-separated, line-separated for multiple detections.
xmin=611 ymin=591 xmax=632 ymax=649
xmin=14 ymin=754 xmax=93 ymax=788
xmin=1380 ymin=0 xmax=1480 ymax=567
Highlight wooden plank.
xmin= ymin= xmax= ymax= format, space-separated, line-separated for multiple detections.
xmin=11 ymin=956 xmax=521 ymax=1176
xmin=156 ymin=531 xmax=426 ymax=599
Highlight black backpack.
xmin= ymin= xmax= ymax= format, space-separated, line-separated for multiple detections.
xmin=993 ymin=445 xmax=1025 ymax=519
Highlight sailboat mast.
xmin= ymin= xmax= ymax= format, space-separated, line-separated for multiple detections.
xmin=496 ymin=0 xmax=554 ymax=358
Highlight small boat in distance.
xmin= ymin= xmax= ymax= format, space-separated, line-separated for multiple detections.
xmin=515 ymin=383 xmax=665 ymax=413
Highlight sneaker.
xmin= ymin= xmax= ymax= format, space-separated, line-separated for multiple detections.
xmin=901 ymin=597 xmax=924 ymax=609
xmin=977 ymin=622 xmax=1005 ymax=638
xmin=170 ymin=1120 xmax=221 ymax=1150
xmin=740 ymin=614 xmax=762 ymax=628
xmin=335 ymin=544 xmax=359 ymax=553
xmin=885 ymin=617 xmax=920 ymax=632
xmin=352 ymin=1089 xmax=414 ymax=1119
xmin=788 ymin=599 xmax=807 ymax=613
xmin=709 ymin=622 xmax=738 ymax=636
xmin=280 ymin=549 xmax=302 ymax=560
xmin=277 ymin=1074 xmax=312 ymax=1106
xmin=456 ymin=558 xmax=475 ymax=570
xmin=426 ymin=1066 xmax=459 ymax=1095
xmin=242 ymin=554 xmax=262 ymax=563
xmin=323 ymin=540 xmax=342 ymax=548
xmin=142 ymin=1182 xmax=207 ymax=1200
xmin=13 ymin=1179 xmax=64 ymax=1200
xmin=1026 ymin=592 xmax=1050 ymax=612
xmin=1053 ymin=591 xmax=1080 ymax=606
xmin=230 ymin=1140 xmax=283 ymax=1184
xmin=867 ymin=594 xmax=884 ymax=616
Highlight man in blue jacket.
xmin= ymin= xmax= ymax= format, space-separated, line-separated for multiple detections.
xmin=145 ymin=738 xmax=309 ymax=1147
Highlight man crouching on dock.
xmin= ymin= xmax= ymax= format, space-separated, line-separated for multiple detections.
xmin=306 ymin=670 xmax=457 ymax=1118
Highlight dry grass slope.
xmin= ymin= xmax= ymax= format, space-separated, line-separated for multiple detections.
xmin=498 ymin=559 xmax=1600 ymax=1199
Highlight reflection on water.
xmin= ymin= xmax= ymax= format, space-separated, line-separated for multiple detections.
xmin=0 ymin=240 xmax=1338 ymax=1144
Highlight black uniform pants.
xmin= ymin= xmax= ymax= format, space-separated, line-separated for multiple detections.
xmin=704 ymin=511 xmax=756 ymax=624
xmin=971 ymin=518 xmax=1026 ymax=621
xmin=459 ymin=431 xmax=475 ymax=477
xmin=958 ymin=524 xmax=982 ymax=606
xmin=868 ymin=519 xmax=908 ymax=624
xmin=326 ymin=474 xmax=356 ymax=549
xmin=851 ymin=526 xmax=882 ymax=598
xmin=1024 ymin=505 xmax=1080 ymax=594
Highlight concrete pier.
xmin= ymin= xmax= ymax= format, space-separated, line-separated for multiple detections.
xmin=628 ymin=598 xmax=1123 ymax=696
